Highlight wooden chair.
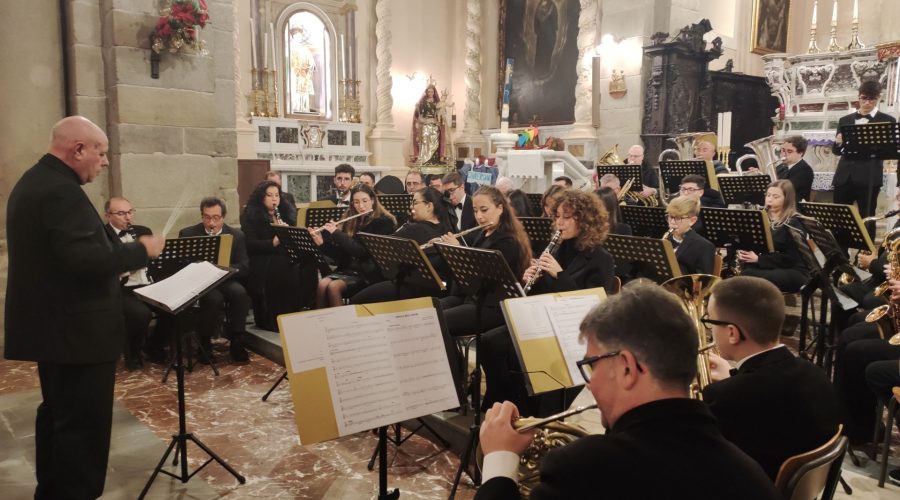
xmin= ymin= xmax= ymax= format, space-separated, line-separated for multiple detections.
xmin=774 ymin=425 xmax=848 ymax=500
xmin=713 ymin=253 xmax=723 ymax=277
xmin=874 ymin=386 xmax=900 ymax=487
xmin=612 ymin=276 xmax=622 ymax=295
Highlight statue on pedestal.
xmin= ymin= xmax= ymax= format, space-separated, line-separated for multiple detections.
xmin=412 ymin=83 xmax=447 ymax=165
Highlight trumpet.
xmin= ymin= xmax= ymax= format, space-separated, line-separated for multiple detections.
xmin=514 ymin=403 xmax=598 ymax=432
xmin=421 ymin=222 xmax=493 ymax=249
xmin=310 ymin=209 xmax=373 ymax=233
xmin=523 ymin=229 xmax=563 ymax=294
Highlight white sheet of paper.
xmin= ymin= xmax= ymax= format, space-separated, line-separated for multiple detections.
xmin=547 ymin=295 xmax=601 ymax=384
xmin=280 ymin=309 xmax=336 ymax=373
xmin=133 ymin=261 xmax=228 ymax=311
xmin=505 ymin=295 xmax=555 ymax=340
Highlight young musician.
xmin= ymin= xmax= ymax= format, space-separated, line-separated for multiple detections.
xmin=679 ymin=174 xmax=726 ymax=208
xmin=326 ymin=163 xmax=355 ymax=207
xmin=480 ymin=189 xmax=617 ymax=412
xmin=350 ymin=186 xmax=454 ymax=304
xmin=775 ymin=136 xmax=814 ymax=202
xmin=595 ymin=187 xmax=632 ymax=235
xmin=311 ymin=184 xmax=396 ymax=308
xmin=506 ymin=189 xmax=533 ymax=218
xmin=439 ymin=186 xmax=532 ymax=337
xmin=540 ymin=184 xmax=565 ymax=218
xmin=737 ymin=180 xmax=811 ymax=293
xmin=665 ymin=196 xmax=715 ymax=275
xmin=241 ymin=181 xmax=301 ymax=331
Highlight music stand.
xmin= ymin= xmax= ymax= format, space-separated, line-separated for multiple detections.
xmin=603 ymin=234 xmax=681 ymax=283
xmin=137 ymin=266 xmax=246 ymax=498
xmin=596 ymin=163 xmax=643 ymax=191
xmin=377 ymin=193 xmax=413 ymax=218
xmin=799 ymin=202 xmax=876 ymax=253
xmin=271 ymin=225 xmax=332 ymax=276
xmin=718 ymin=174 xmax=770 ymax=207
xmin=301 ymin=206 xmax=346 ymax=228
xmin=148 ymin=235 xmax=231 ymax=380
xmin=434 ymin=243 xmax=524 ymax=498
xmin=526 ymin=193 xmax=543 ymax=216
xmin=358 ymin=233 xmax=445 ymax=293
xmin=659 ymin=160 xmax=719 ymax=198
xmin=519 ymin=217 xmax=554 ymax=253
xmin=699 ymin=207 xmax=774 ymax=276
xmin=839 ymin=122 xmax=900 ymax=160
xmin=620 ymin=205 xmax=668 ymax=238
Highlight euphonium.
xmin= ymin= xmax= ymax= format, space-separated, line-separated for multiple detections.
xmin=598 ymin=145 xmax=657 ymax=207
xmin=524 ymin=230 xmax=562 ymax=294
xmin=661 ymin=274 xmax=722 ymax=399
xmin=865 ymin=238 xmax=900 ymax=345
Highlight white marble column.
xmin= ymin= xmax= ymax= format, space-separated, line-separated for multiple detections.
xmin=368 ymin=0 xmax=405 ymax=167
xmin=457 ymin=0 xmax=486 ymax=154
xmin=568 ymin=0 xmax=600 ymax=151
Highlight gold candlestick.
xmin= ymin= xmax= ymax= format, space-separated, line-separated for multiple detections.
xmin=827 ymin=23 xmax=840 ymax=52
xmin=270 ymin=69 xmax=280 ymax=118
xmin=848 ymin=20 xmax=865 ymax=50
xmin=808 ymin=26 xmax=821 ymax=54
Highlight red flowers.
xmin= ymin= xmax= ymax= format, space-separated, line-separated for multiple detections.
xmin=152 ymin=0 xmax=210 ymax=53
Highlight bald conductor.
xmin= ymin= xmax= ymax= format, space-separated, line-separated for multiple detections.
xmin=5 ymin=116 xmax=164 ymax=499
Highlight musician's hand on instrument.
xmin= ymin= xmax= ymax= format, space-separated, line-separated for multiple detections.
xmin=322 ymin=221 xmax=338 ymax=234
xmin=857 ymin=251 xmax=875 ymax=269
xmin=479 ymin=402 xmax=534 ymax=456
xmin=539 ymin=253 xmax=563 ymax=278
xmin=640 ymin=186 xmax=657 ymax=197
xmin=708 ymin=353 xmax=732 ymax=382
xmin=889 ymin=279 xmax=900 ymax=299
xmin=523 ymin=261 xmax=539 ymax=282
xmin=308 ymin=229 xmax=324 ymax=246
xmin=835 ymin=133 xmax=843 ymax=146
xmin=440 ymin=232 xmax=461 ymax=246
xmin=736 ymin=250 xmax=758 ymax=263
xmin=139 ymin=235 xmax=165 ymax=259
xmin=272 ymin=235 xmax=281 ymax=247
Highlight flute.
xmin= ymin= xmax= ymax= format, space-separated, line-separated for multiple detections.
xmin=515 ymin=403 xmax=598 ymax=432
xmin=310 ymin=210 xmax=374 ymax=233
xmin=421 ymin=222 xmax=493 ymax=249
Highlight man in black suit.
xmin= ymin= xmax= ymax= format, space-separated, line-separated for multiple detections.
xmin=441 ymin=171 xmax=476 ymax=234
xmin=626 ymin=144 xmax=660 ymax=198
xmin=5 ymin=116 xmax=164 ymax=499
xmin=265 ymin=170 xmax=298 ymax=224
xmin=832 ymin=80 xmax=897 ymax=238
xmin=703 ymin=276 xmax=840 ymax=480
xmin=776 ymin=135 xmax=815 ymax=202
xmin=325 ymin=163 xmax=354 ymax=206
xmin=178 ymin=197 xmax=252 ymax=362
xmin=680 ymin=174 xmax=726 ymax=208
xmin=104 ymin=196 xmax=155 ymax=369
xmin=476 ymin=284 xmax=777 ymax=499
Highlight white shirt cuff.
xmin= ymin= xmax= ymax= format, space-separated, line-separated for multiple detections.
xmin=481 ymin=451 xmax=521 ymax=483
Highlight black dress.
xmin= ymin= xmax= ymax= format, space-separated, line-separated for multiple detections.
xmin=741 ymin=215 xmax=810 ymax=292
xmin=321 ymin=214 xmax=396 ymax=296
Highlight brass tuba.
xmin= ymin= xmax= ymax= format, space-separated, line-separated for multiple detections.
xmin=865 ymin=238 xmax=900 ymax=345
xmin=599 ymin=144 xmax=658 ymax=207
xmin=739 ymin=135 xmax=782 ymax=180
xmin=661 ymin=274 xmax=722 ymax=399
xmin=657 ymin=132 xmax=711 ymax=162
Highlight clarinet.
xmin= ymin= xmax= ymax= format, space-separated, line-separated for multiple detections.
xmin=523 ymin=230 xmax=562 ymax=294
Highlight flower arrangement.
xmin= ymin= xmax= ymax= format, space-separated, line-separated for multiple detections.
xmin=151 ymin=0 xmax=210 ymax=55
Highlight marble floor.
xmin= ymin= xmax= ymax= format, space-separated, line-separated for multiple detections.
xmin=1 ymin=336 xmax=899 ymax=499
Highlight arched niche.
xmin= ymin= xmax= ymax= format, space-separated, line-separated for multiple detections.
xmin=277 ymin=3 xmax=338 ymax=120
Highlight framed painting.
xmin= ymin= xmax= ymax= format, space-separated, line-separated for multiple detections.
xmin=497 ymin=0 xmax=580 ymax=127
xmin=751 ymin=0 xmax=791 ymax=55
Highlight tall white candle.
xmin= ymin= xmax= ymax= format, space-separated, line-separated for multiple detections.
xmin=270 ymin=23 xmax=277 ymax=73
xmin=341 ymin=34 xmax=347 ymax=81
xmin=724 ymin=112 xmax=732 ymax=148
xmin=853 ymin=0 xmax=859 ymax=21
xmin=249 ymin=19 xmax=257 ymax=70
xmin=263 ymin=28 xmax=268 ymax=68
xmin=811 ymin=0 xmax=818 ymax=29
xmin=717 ymin=113 xmax=723 ymax=143
xmin=832 ymin=0 xmax=838 ymax=24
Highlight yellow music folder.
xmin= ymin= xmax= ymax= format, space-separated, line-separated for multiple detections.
xmin=277 ymin=297 xmax=460 ymax=445
xmin=502 ymin=288 xmax=607 ymax=395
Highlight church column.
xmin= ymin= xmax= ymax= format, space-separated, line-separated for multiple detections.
xmin=564 ymin=0 xmax=600 ymax=161
xmin=455 ymin=0 xmax=486 ymax=159
xmin=368 ymin=0 xmax=406 ymax=168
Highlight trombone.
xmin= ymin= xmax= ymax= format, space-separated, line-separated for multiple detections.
xmin=421 ymin=222 xmax=493 ymax=249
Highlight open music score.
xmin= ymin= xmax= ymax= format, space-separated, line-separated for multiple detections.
xmin=278 ymin=297 xmax=460 ymax=444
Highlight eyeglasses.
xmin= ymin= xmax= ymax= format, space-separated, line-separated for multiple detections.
xmin=667 ymin=215 xmax=689 ymax=223
xmin=201 ymin=215 xmax=223 ymax=222
xmin=576 ymin=350 xmax=621 ymax=383
xmin=108 ymin=209 xmax=136 ymax=217
xmin=444 ymin=184 xmax=464 ymax=194
xmin=679 ymin=186 xmax=701 ymax=193
xmin=858 ymin=95 xmax=879 ymax=102
xmin=699 ymin=313 xmax=746 ymax=340
xmin=410 ymin=199 xmax=426 ymax=206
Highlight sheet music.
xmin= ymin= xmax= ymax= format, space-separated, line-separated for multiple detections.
xmin=505 ymin=296 xmax=555 ymax=340
xmin=280 ymin=309 xmax=338 ymax=373
xmin=546 ymin=295 xmax=601 ymax=384
xmin=133 ymin=261 xmax=228 ymax=312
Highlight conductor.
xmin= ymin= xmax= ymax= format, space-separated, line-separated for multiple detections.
xmin=4 ymin=116 xmax=164 ymax=499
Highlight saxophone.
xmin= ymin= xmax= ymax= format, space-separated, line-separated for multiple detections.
xmin=865 ymin=238 xmax=900 ymax=345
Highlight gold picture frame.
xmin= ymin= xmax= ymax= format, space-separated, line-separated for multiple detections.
xmin=751 ymin=0 xmax=792 ymax=55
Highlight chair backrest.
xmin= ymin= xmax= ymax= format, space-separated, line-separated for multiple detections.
xmin=713 ymin=253 xmax=723 ymax=277
xmin=774 ymin=425 xmax=847 ymax=500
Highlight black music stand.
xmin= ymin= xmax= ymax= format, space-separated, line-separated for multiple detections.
xmin=839 ymin=122 xmax=900 ymax=160
xmin=699 ymin=208 xmax=774 ymax=277
xmin=519 ymin=216 xmax=554 ymax=253
xmin=620 ymin=205 xmax=668 ymax=238
xmin=377 ymin=193 xmax=413 ymax=220
xmin=434 ymin=244 xmax=524 ymax=498
xmin=718 ymin=174 xmax=770 ymax=207
xmin=526 ymin=193 xmax=543 ymax=216
xmin=148 ymin=236 xmax=229 ymax=381
xmin=659 ymin=160 xmax=719 ymax=198
xmin=596 ymin=163 xmax=643 ymax=191
xmin=603 ymin=234 xmax=681 ymax=283
xmin=799 ymin=201 xmax=876 ymax=254
xmin=137 ymin=266 xmax=246 ymax=498
xmin=302 ymin=206 xmax=346 ymax=228
xmin=358 ymin=233 xmax=445 ymax=293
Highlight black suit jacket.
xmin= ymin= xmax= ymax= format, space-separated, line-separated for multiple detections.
xmin=700 ymin=188 xmax=726 ymax=208
xmin=5 ymin=154 xmax=148 ymax=364
xmin=474 ymin=398 xmax=778 ymax=500
xmin=447 ymin=195 xmax=477 ymax=234
xmin=702 ymin=346 xmax=840 ymax=480
xmin=832 ymin=111 xmax=897 ymax=188
xmin=178 ymin=223 xmax=250 ymax=283
xmin=776 ymin=159 xmax=815 ymax=201
xmin=671 ymin=229 xmax=715 ymax=275
xmin=532 ymin=239 xmax=616 ymax=295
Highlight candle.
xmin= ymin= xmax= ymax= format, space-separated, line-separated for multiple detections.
xmin=270 ymin=23 xmax=277 ymax=73
xmin=249 ymin=19 xmax=257 ymax=71
xmin=341 ymin=34 xmax=347 ymax=81
xmin=717 ymin=113 xmax=723 ymax=143
xmin=853 ymin=0 xmax=859 ymax=21
xmin=724 ymin=112 xmax=732 ymax=148
xmin=811 ymin=0 xmax=818 ymax=29
xmin=831 ymin=0 xmax=837 ymax=24
xmin=263 ymin=28 xmax=268 ymax=68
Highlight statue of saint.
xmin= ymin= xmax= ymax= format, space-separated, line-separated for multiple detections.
xmin=412 ymin=84 xmax=446 ymax=165
xmin=289 ymin=26 xmax=316 ymax=114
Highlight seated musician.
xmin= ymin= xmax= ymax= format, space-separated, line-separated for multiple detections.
xmin=325 ymin=163 xmax=354 ymax=207
xmin=598 ymin=173 xmax=621 ymax=194
xmin=439 ymin=186 xmax=532 ymax=338
xmin=177 ymin=197 xmax=252 ymax=363
xmin=679 ymin=174 xmax=726 ymax=208
xmin=665 ymin=196 xmax=715 ymax=275
xmin=310 ymin=184 xmax=396 ymax=308
xmin=694 ymin=137 xmax=729 ymax=175
xmin=539 ymin=184 xmax=565 ymax=218
xmin=866 ymin=354 xmax=900 ymax=485
xmin=625 ymin=144 xmax=659 ymax=199
xmin=596 ymin=187 xmax=632 ymax=235
xmin=506 ymin=189 xmax=534 ymax=218
xmin=442 ymin=172 xmax=476 ymax=233
xmin=480 ymin=189 xmax=616 ymax=412
xmin=350 ymin=186 xmax=454 ymax=304
xmin=476 ymin=284 xmax=778 ymax=499
xmin=775 ymin=135 xmax=814 ymax=202
xmin=736 ymin=180 xmax=811 ymax=293
xmin=703 ymin=276 xmax=840 ymax=480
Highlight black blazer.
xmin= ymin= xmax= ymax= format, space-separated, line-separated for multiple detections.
xmin=5 ymin=154 xmax=148 ymax=364
xmin=178 ymin=223 xmax=250 ymax=283
xmin=323 ymin=215 xmax=396 ymax=282
xmin=832 ymin=111 xmax=897 ymax=188
xmin=474 ymin=399 xmax=778 ymax=500
xmin=756 ymin=215 xmax=809 ymax=272
xmin=776 ymin=159 xmax=814 ymax=202
xmin=700 ymin=188 xmax=726 ymax=208
xmin=702 ymin=346 xmax=841 ymax=480
xmin=670 ymin=229 xmax=715 ymax=275
xmin=105 ymin=223 xmax=152 ymax=240
xmin=531 ymin=239 xmax=616 ymax=295
xmin=394 ymin=220 xmax=452 ymax=279
xmin=447 ymin=195 xmax=477 ymax=234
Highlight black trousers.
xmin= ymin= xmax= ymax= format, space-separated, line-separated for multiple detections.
xmin=35 ymin=361 xmax=117 ymax=500
xmin=834 ymin=183 xmax=881 ymax=240
xmin=197 ymin=280 xmax=251 ymax=339
xmin=834 ymin=331 xmax=900 ymax=442
xmin=121 ymin=290 xmax=152 ymax=360
xmin=866 ymin=359 xmax=900 ymax=406
xmin=351 ymin=280 xmax=446 ymax=305
xmin=480 ymin=326 xmax=530 ymax=411
xmin=740 ymin=266 xmax=808 ymax=293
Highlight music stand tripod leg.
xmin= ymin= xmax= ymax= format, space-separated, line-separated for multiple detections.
xmin=261 ymin=371 xmax=289 ymax=401
xmin=376 ymin=426 xmax=400 ymax=500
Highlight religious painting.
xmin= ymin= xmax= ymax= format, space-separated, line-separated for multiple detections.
xmin=751 ymin=0 xmax=791 ymax=55
xmin=284 ymin=10 xmax=332 ymax=119
xmin=498 ymin=0 xmax=580 ymax=126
